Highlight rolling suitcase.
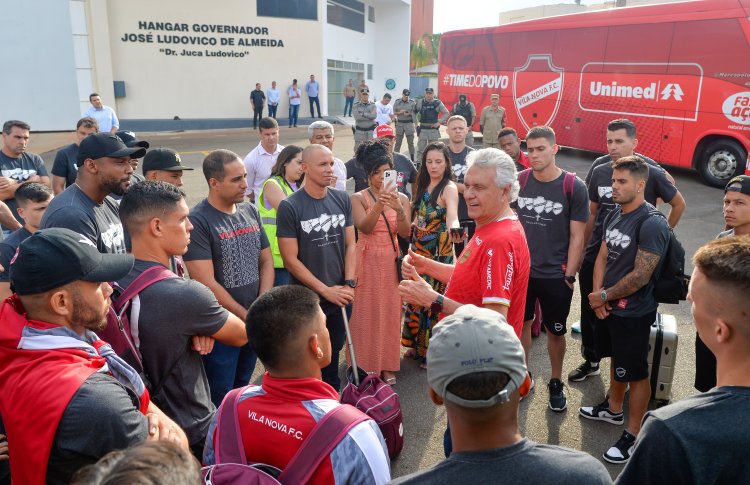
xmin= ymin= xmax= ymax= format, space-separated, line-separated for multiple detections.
xmin=340 ymin=308 xmax=404 ymax=459
xmin=647 ymin=313 xmax=678 ymax=404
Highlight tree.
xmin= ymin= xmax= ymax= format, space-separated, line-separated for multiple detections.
xmin=410 ymin=37 xmax=431 ymax=70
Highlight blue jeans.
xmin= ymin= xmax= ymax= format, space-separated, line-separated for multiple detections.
xmin=309 ymin=96 xmax=321 ymax=117
xmin=268 ymin=104 xmax=278 ymax=118
xmin=320 ymin=299 xmax=351 ymax=392
xmin=274 ymin=268 xmax=290 ymax=286
xmin=344 ymin=97 xmax=354 ymax=117
xmin=202 ymin=341 xmax=257 ymax=407
xmin=289 ymin=104 xmax=299 ymax=127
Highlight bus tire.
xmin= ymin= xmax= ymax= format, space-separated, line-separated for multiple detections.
xmin=699 ymin=139 xmax=746 ymax=188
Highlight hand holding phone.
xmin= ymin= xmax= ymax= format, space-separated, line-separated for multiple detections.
xmin=383 ymin=170 xmax=397 ymax=192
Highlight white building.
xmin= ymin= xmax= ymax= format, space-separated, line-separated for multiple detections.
xmin=3 ymin=0 xmax=411 ymax=131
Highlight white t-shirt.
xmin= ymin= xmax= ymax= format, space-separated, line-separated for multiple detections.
xmin=375 ymin=102 xmax=394 ymax=125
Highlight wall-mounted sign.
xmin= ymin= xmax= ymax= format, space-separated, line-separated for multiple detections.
xmin=385 ymin=78 xmax=396 ymax=90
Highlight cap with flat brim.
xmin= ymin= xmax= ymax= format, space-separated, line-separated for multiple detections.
xmin=725 ymin=175 xmax=750 ymax=196
xmin=142 ymin=147 xmax=194 ymax=173
xmin=77 ymin=133 xmax=147 ymax=166
xmin=9 ymin=228 xmax=134 ymax=295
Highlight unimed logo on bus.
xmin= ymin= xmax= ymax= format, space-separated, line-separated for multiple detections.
xmin=578 ymin=62 xmax=703 ymax=121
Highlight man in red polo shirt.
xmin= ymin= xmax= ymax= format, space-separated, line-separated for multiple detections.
xmin=399 ymin=147 xmax=530 ymax=337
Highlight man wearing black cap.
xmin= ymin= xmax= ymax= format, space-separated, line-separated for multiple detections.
xmin=112 ymin=130 xmax=148 ymax=202
xmin=41 ymin=132 xmax=146 ymax=254
xmin=143 ymin=147 xmax=194 ymax=188
xmin=390 ymin=305 xmax=610 ymax=484
xmin=694 ymin=175 xmax=750 ymax=392
xmin=415 ymin=87 xmax=449 ymax=163
xmin=0 ymin=228 xmax=187 ymax=484
xmin=394 ymin=89 xmax=417 ymax=161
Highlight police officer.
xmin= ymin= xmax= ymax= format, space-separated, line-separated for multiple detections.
xmin=352 ymin=87 xmax=377 ymax=154
xmin=450 ymin=94 xmax=476 ymax=146
xmin=415 ymin=87 xmax=449 ymax=164
xmin=480 ymin=93 xmax=506 ymax=148
xmin=393 ymin=88 xmax=417 ymax=161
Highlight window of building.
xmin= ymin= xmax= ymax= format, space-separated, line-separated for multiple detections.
xmin=327 ymin=0 xmax=365 ymax=33
xmin=367 ymin=63 xmax=373 ymax=80
xmin=257 ymin=0 xmax=317 ymax=20
xmin=368 ymin=6 xmax=375 ymax=22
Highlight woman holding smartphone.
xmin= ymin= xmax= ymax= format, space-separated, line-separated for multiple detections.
xmin=401 ymin=142 xmax=459 ymax=368
xmin=258 ymin=145 xmax=304 ymax=286
xmin=350 ymin=140 xmax=411 ymax=384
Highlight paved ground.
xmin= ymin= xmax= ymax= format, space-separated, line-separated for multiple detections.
xmin=35 ymin=126 xmax=722 ymax=480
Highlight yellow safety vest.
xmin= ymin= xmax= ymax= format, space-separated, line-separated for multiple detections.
xmin=258 ymin=175 xmax=294 ymax=268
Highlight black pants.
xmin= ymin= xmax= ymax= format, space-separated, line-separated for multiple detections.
xmin=578 ymin=258 xmax=600 ymax=362
xmin=253 ymin=107 xmax=264 ymax=128
xmin=320 ymin=299 xmax=351 ymax=392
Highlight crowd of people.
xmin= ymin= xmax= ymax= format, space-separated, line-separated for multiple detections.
xmin=0 ymin=90 xmax=747 ymax=484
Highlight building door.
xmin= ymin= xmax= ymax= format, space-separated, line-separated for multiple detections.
xmin=327 ymin=59 xmax=365 ymax=116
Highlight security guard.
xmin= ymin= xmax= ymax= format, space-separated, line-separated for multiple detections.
xmin=479 ymin=93 xmax=506 ymax=148
xmin=352 ymin=87 xmax=377 ymax=154
xmin=451 ymin=94 xmax=477 ymax=146
xmin=393 ymin=88 xmax=417 ymax=161
xmin=415 ymin=87 xmax=449 ymax=164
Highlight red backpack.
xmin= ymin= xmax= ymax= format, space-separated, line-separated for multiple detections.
xmin=202 ymin=387 xmax=371 ymax=484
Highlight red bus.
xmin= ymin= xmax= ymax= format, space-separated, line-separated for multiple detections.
xmin=438 ymin=0 xmax=750 ymax=187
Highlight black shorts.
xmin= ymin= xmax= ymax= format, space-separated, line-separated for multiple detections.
xmin=594 ymin=311 xmax=655 ymax=382
xmin=523 ymin=277 xmax=573 ymax=336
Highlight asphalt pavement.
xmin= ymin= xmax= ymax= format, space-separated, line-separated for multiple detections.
xmin=35 ymin=125 xmax=723 ymax=480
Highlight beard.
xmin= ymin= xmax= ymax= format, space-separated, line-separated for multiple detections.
xmin=71 ymin=286 xmax=108 ymax=333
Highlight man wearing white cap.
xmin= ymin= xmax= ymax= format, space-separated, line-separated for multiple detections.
xmin=391 ymin=305 xmax=611 ymax=484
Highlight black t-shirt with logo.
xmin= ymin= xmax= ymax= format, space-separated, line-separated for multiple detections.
xmin=602 ymin=203 xmax=670 ymax=317
xmin=0 ymin=151 xmax=49 ymax=230
xmin=41 ymin=184 xmax=127 ymax=254
xmin=276 ymin=188 xmax=353 ymax=292
xmin=516 ymin=171 xmax=589 ymax=278
xmin=584 ymin=153 xmax=677 ymax=262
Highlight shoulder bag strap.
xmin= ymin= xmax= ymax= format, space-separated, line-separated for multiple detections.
xmin=279 ymin=404 xmax=371 ymax=484
xmin=214 ymin=386 xmax=250 ymax=465
xmin=518 ymin=168 xmax=531 ymax=190
xmin=114 ymin=265 xmax=177 ymax=313
xmin=370 ymin=189 xmax=400 ymax=257
xmin=562 ymin=171 xmax=576 ymax=206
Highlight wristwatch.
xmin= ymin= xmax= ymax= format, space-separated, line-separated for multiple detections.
xmin=565 ymin=275 xmax=576 ymax=285
xmin=344 ymin=279 xmax=357 ymax=289
xmin=430 ymin=294 xmax=445 ymax=314
xmin=600 ymin=289 xmax=608 ymax=302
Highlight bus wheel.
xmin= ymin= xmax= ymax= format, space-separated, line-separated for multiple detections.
xmin=700 ymin=139 xmax=746 ymax=188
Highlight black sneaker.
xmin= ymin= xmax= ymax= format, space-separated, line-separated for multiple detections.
xmin=548 ymin=378 xmax=567 ymax=411
xmin=579 ymin=399 xmax=624 ymax=425
xmin=568 ymin=360 xmax=601 ymax=382
xmin=603 ymin=430 xmax=636 ymax=464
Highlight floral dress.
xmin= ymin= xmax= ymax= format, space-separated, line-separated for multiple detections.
xmin=401 ymin=190 xmax=454 ymax=362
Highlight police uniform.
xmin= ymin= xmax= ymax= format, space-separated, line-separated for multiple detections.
xmin=480 ymin=97 xmax=506 ymax=148
xmin=353 ymin=89 xmax=377 ymax=154
xmin=393 ymin=89 xmax=417 ymax=160
xmin=451 ymin=97 xmax=477 ymax=146
xmin=416 ymin=89 xmax=449 ymax=163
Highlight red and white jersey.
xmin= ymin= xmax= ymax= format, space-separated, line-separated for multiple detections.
xmin=445 ymin=216 xmax=530 ymax=336
xmin=204 ymin=373 xmax=391 ymax=485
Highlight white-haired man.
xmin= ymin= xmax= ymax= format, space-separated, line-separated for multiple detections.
xmin=308 ymin=120 xmax=347 ymax=191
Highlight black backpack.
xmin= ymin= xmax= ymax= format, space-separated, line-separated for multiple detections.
xmin=644 ymin=210 xmax=690 ymax=304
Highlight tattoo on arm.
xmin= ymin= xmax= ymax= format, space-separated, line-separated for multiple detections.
xmin=605 ymin=249 xmax=661 ymax=301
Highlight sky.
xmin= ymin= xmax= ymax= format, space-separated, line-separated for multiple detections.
xmin=433 ymin=0 xmax=595 ymax=33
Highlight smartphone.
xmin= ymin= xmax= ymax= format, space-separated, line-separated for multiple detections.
xmin=383 ymin=170 xmax=397 ymax=192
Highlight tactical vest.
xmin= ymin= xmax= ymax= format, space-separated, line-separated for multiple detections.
xmin=419 ymin=99 xmax=441 ymax=124
xmin=453 ymin=102 xmax=473 ymax=126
